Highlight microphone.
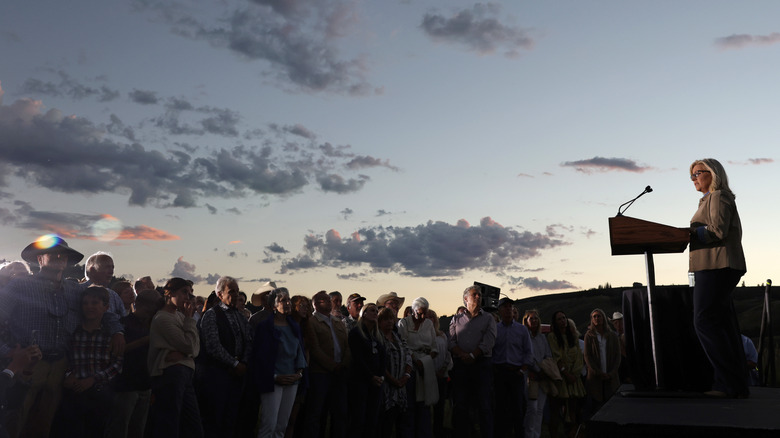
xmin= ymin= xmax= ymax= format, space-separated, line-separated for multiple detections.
xmin=617 ymin=186 xmax=653 ymax=216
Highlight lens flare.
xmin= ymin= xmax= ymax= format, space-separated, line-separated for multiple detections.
xmin=33 ymin=234 xmax=61 ymax=250
xmin=92 ymin=214 xmax=123 ymax=242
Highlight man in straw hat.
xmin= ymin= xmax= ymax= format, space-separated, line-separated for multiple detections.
xmin=376 ymin=291 xmax=405 ymax=320
xmin=0 ymin=235 xmax=125 ymax=438
xmin=248 ymin=281 xmax=277 ymax=329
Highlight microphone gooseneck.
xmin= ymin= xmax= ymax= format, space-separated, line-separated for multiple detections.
xmin=617 ymin=186 xmax=653 ymax=216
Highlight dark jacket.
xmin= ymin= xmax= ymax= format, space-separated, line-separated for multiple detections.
xmin=250 ymin=315 xmax=307 ymax=393
xmin=348 ymin=325 xmax=386 ymax=384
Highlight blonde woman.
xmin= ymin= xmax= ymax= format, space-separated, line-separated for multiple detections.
xmin=689 ymin=158 xmax=748 ymax=398
xmin=583 ymin=309 xmax=621 ymax=408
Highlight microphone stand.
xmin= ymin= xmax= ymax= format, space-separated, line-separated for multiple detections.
xmin=617 ymin=186 xmax=653 ymax=216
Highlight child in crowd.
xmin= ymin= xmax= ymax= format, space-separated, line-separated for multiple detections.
xmin=54 ymin=286 xmax=123 ymax=438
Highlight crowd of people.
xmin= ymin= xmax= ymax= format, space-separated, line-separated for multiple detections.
xmin=0 ymin=156 xmax=754 ymax=438
xmin=0 ymin=235 xmax=635 ymax=438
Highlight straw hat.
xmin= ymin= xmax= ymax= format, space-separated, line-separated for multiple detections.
xmin=251 ymin=281 xmax=277 ymax=307
xmin=376 ymin=291 xmax=405 ymax=307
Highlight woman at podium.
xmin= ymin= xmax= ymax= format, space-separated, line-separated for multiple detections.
xmin=688 ymin=158 xmax=748 ymax=398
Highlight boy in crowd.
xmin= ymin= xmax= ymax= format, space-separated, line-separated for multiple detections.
xmin=55 ymin=287 xmax=123 ymax=437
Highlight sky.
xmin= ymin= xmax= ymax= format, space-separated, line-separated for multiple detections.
xmin=1 ymin=0 xmax=778 ymax=315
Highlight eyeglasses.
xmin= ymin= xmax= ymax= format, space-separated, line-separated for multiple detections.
xmin=690 ymin=170 xmax=710 ymax=180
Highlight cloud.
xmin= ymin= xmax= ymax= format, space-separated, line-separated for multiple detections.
xmin=152 ymin=103 xmax=245 ymax=138
xmin=106 ymin=114 xmax=136 ymax=141
xmin=337 ymin=272 xmax=366 ymax=280
xmin=279 ymin=254 xmax=320 ymax=271
xmin=205 ymin=204 xmax=217 ymax=214
xmin=129 ymin=89 xmax=159 ymax=105
xmin=319 ymin=142 xmax=354 ymax=158
xmin=266 ymin=242 xmax=289 ymax=254
xmin=346 ymin=156 xmax=399 ymax=171
xmin=520 ymin=277 xmax=576 ymax=291
xmin=170 ymin=256 xmax=218 ymax=284
xmin=0 ymin=201 xmax=178 ymax=241
xmin=154 ymin=111 xmax=204 ymax=136
xmin=507 ymin=275 xmax=576 ymax=291
xmin=270 ymin=123 xmax=316 ymax=139
xmin=199 ymin=107 xmax=240 ymax=137
xmin=715 ymin=32 xmax=780 ymax=50
xmin=560 ymin=156 xmax=650 ymax=173
xmin=117 ymin=225 xmax=180 ymax=240
xmin=133 ymin=0 xmax=374 ymax=94
xmin=261 ymin=254 xmax=279 ymax=264
xmin=20 ymin=70 xmax=120 ymax=102
xmin=729 ymin=158 xmax=774 ymax=165
xmin=421 ymin=4 xmax=534 ymax=56
xmin=316 ymin=173 xmax=369 ymax=193
xmin=340 ymin=208 xmax=353 ymax=220
xmin=279 ymin=216 xmax=568 ymax=277
xmin=0 ymin=83 xmax=393 ymax=207
xmin=166 ymin=97 xmax=195 ymax=111
xmin=205 ymin=273 xmax=221 ymax=284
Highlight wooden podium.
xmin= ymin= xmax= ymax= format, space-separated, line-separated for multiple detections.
xmin=609 ymin=215 xmax=689 ymax=388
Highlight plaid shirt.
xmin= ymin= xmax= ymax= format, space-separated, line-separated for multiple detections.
xmin=67 ymin=324 xmax=123 ymax=384
xmin=0 ymin=275 xmax=123 ymax=358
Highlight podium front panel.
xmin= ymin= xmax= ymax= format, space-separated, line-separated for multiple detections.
xmin=622 ymin=286 xmax=712 ymax=391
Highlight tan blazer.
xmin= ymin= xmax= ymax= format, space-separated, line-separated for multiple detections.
xmin=305 ymin=313 xmax=351 ymax=374
xmin=689 ymin=190 xmax=746 ymax=272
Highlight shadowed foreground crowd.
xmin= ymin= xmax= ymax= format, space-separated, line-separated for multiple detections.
xmin=0 ymin=237 xmax=630 ymax=438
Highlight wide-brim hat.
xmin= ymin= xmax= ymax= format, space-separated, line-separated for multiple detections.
xmin=611 ymin=311 xmax=624 ymax=321
xmin=376 ymin=291 xmax=405 ymax=307
xmin=21 ymin=235 xmax=83 ymax=266
xmin=251 ymin=281 xmax=277 ymax=306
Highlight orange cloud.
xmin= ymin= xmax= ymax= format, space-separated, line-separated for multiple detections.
xmin=229 ymin=240 xmax=241 ymax=244
xmin=116 ymin=225 xmax=180 ymax=241
xmin=38 ymin=225 xmax=80 ymax=239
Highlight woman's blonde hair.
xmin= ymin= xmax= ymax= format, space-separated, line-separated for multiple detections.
xmin=690 ymin=158 xmax=734 ymax=197
xmin=589 ymin=308 xmax=612 ymax=333
xmin=356 ymin=303 xmax=381 ymax=341
xmin=522 ymin=309 xmax=540 ymax=335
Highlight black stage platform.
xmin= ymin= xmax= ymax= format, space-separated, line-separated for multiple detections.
xmin=588 ymin=385 xmax=780 ymax=437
